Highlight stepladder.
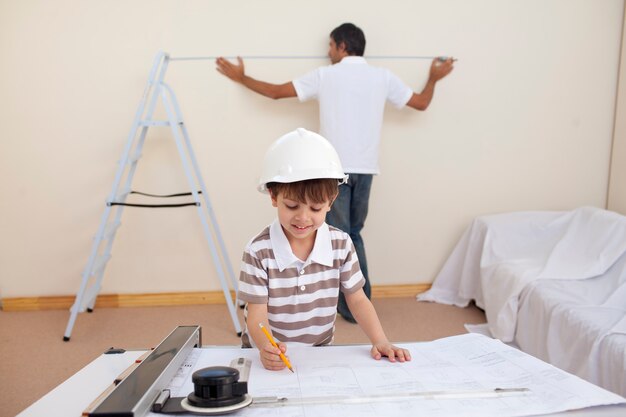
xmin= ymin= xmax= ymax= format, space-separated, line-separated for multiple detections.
xmin=64 ymin=52 xmax=242 ymax=341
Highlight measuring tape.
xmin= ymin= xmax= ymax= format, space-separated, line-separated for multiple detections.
xmin=170 ymin=55 xmax=456 ymax=61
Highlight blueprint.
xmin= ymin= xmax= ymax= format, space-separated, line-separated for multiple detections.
xmin=149 ymin=333 xmax=625 ymax=417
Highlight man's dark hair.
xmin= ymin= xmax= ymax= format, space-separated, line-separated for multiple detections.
xmin=330 ymin=23 xmax=366 ymax=56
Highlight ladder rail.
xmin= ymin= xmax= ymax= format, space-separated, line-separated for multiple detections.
xmin=106 ymin=53 xmax=168 ymax=204
xmin=111 ymin=55 xmax=170 ymax=204
xmin=64 ymin=204 xmax=114 ymax=339
xmin=83 ymin=56 xmax=171 ymax=312
xmin=160 ymin=84 xmax=242 ymax=334
xmin=160 ymin=83 xmax=240 ymax=301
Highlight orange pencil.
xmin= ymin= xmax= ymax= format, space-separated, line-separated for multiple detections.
xmin=259 ymin=323 xmax=294 ymax=373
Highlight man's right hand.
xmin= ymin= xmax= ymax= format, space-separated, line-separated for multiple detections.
xmin=214 ymin=57 xmax=297 ymax=99
xmin=216 ymin=56 xmax=245 ymax=83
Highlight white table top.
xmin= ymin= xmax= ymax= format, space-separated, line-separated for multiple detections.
xmin=16 ymin=334 xmax=626 ymax=417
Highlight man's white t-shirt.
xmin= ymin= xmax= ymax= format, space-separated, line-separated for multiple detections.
xmin=293 ymin=56 xmax=413 ymax=174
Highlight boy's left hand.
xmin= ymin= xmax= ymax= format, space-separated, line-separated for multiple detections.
xmin=371 ymin=343 xmax=411 ymax=362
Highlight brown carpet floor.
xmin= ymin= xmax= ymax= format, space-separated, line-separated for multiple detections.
xmin=0 ymin=298 xmax=485 ymax=417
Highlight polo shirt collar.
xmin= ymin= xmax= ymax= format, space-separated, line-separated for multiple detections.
xmin=269 ymin=219 xmax=334 ymax=271
xmin=339 ymin=56 xmax=366 ymax=64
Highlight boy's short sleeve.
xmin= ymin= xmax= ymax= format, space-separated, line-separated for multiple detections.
xmin=339 ymin=236 xmax=365 ymax=294
xmin=238 ymin=244 xmax=269 ymax=304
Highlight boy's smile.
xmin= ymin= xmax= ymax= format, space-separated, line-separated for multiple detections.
xmin=291 ymin=224 xmax=313 ymax=234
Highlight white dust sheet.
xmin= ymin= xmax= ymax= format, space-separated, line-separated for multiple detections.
xmin=417 ymin=207 xmax=626 ymax=342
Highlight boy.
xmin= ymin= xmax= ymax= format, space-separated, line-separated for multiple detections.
xmin=238 ymin=128 xmax=411 ymax=371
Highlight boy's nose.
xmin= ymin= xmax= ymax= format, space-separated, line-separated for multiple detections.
xmin=294 ymin=209 xmax=309 ymax=220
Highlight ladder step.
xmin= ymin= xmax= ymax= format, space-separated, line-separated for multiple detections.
xmin=90 ymin=254 xmax=111 ymax=277
xmin=130 ymin=152 xmax=142 ymax=164
xmin=115 ymin=186 xmax=131 ymax=201
xmin=116 ymin=153 xmax=142 ymax=167
xmin=140 ymin=120 xmax=170 ymax=127
xmin=140 ymin=120 xmax=183 ymax=127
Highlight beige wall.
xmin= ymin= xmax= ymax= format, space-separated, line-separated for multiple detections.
xmin=609 ymin=5 xmax=626 ymax=214
xmin=1 ymin=0 xmax=624 ymax=298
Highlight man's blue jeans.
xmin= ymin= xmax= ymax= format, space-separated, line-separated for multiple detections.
xmin=326 ymin=174 xmax=373 ymax=321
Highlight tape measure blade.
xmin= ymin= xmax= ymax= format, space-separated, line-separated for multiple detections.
xmin=229 ymin=357 xmax=252 ymax=382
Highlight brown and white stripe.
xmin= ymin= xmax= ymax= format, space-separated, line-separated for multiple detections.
xmin=239 ymin=221 xmax=364 ymax=347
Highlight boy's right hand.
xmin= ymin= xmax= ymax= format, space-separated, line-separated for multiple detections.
xmin=259 ymin=341 xmax=288 ymax=371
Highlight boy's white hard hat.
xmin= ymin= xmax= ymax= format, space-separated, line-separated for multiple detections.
xmin=258 ymin=128 xmax=348 ymax=193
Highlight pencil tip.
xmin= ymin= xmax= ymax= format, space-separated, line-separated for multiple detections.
xmin=289 ymin=368 xmax=294 ymax=373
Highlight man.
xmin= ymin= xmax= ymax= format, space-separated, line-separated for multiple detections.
xmin=216 ymin=22 xmax=454 ymax=323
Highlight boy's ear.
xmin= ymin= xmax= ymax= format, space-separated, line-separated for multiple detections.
xmin=328 ymin=194 xmax=338 ymax=209
xmin=269 ymin=190 xmax=278 ymax=207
